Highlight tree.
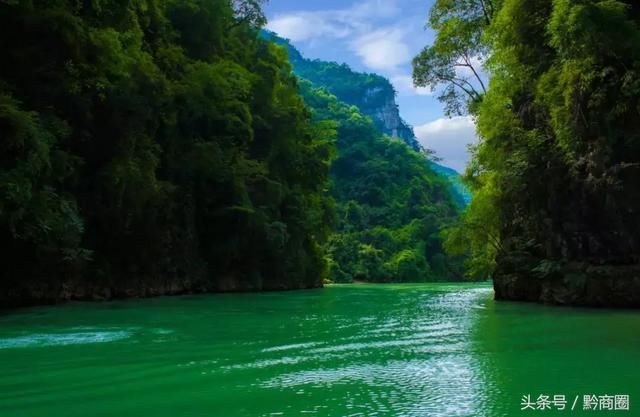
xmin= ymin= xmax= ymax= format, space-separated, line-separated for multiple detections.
xmin=412 ymin=0 xmax=495 ymax=115
xmin=420 ymin=0 xmax=640 ymax=297
xmin=298 ymin=81 xmax=463 ymax=283
xmin=0 ymin=0 xmax=336 ymax=303
xmin=230 ymin=0 xmax=268 ymax=29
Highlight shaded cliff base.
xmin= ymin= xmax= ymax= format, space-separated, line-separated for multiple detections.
xmin=0 ymin=278 xmax=322 ymax=310
xmin=494 ymin=259 xmax=640 ymax=307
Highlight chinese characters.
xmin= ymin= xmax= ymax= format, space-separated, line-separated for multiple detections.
xmin=521 ymin=394 xmax=629 ymax=412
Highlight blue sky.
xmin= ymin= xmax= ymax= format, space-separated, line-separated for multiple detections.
xmin=264 ymin=0 xmax=478 ymax=173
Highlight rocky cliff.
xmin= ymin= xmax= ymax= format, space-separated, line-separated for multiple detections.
xmin=360 ymin=86 xmax=420 ymax=149
xmin=494 ymin=257 xmax=640 ymax=308
xmin=492 ymin=163 xmax=640 ymax=307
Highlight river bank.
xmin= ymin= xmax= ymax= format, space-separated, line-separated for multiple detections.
xmin=0 ymin=278 xmax=322 ymax=310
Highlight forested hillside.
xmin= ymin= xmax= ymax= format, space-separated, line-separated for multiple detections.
xmin=261 ymin=34 xmax=464 ymax=282
xmin=301 ymin=83 xmax=463 ymax=282
xmin=429 ymin=163 xmax=471 ymax=207
xmin=267 ymin=33 xmax=470 ymax=204
xmin=0 ymin=0 xmax=334 ymax=306
xmin=418 ymin=0 xmax=640 ymax=306
xmin=0 ymin=0 xmax=473 ymax=307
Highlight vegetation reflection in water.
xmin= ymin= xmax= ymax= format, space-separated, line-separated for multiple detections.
xmin=0 ymin=283 xmax=638 ymax=417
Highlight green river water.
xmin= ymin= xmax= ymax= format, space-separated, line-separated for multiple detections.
xmin=0 ymin=283 xmax=638 ymax=417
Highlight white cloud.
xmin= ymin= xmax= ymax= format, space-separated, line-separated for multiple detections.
xmin=266 ymin=0 xmax=456 ymax=131
xmin=454 ymin=56 xmax=484 ymax=77
xmin=351 ymin=28 xmax=411 ymax=70
xmin=267 ymin=15 xmax=319 ymax=42
xmin=414 ymin=116 xmax=478 ymax=173
xmin=347 ymin=0 xmax=402 ymax=20
xmin=267 ymin=0 xmax=401 ymax=43
xmin=391 ymin=75 xmax=433 ymax=97
xmin=453 ymin=56 xmax=488 ymax=95
xmin=268 ymin=14 xmax=350 ymax=42
xmin=267 ymin=0 xmax=413 ymax=71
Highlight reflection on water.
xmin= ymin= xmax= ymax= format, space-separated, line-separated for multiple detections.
xmin=472 ymin=294 xmax=640 ymax=417
xmin=0 ymin=283 xmax=638 ymax=417
xmin=250 ymin=287 xmax=489 ymax=417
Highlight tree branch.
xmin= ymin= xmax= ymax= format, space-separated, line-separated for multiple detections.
xmin=462 ymin=53 xmax=487 ymax=94
xmin=478 ymin=0 xmax=492 ymax=25
xmin=453 ymin=79 xmax=479 ymax=100
xmin=466 ymin=220 xmax=503 ymax=253
xmin=455 ymin=76 xmax=482 ymax=100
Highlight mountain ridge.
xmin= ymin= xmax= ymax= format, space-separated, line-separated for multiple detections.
xmin=264 ymin=31 xmax=420 ymax=150
xmin=262 ymin=31 xmax=467 ymax=282
xmin=263 ymin=31 xmax=471 ymax=208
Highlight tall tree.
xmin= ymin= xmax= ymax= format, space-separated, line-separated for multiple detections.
xmin=412 ymin=0 xmax=495 ymax=116
xmin=420 ymin=0 xmax=640 ymax=304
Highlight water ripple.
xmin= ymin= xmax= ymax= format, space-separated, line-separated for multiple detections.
xmin=0 ymin=330 xmax=132 ymax=349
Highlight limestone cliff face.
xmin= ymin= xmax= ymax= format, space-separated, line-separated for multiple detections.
xmin=493 ymin=257 xmax=640 ymax=307
xmin=361 ymin=86 xmax=420 ymax=150
xmin=492 ymin=162 xmax=640 ymax=307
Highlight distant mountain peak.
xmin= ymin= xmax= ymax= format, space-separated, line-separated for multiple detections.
xmin=263 ymin=31 xmax=421 ymax=150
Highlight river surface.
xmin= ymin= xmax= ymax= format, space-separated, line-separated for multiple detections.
xmin=0 ymin=283 xmax=638 ymax=416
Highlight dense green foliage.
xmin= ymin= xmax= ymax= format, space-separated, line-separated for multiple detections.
xmin=260 ymin=33 xmax=465 ymax=283
xmin=262 ymin=32 xmax=467 ymax=283
xmin=294 ymin=60 xmax=395 ymax=111
xmin=0 ymin=0 xmax=335 ymax=297
xmin=299 ymin=83 xmax=463 ymax=283
xmin=419 ymin=0 xmax=640 ymax=285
